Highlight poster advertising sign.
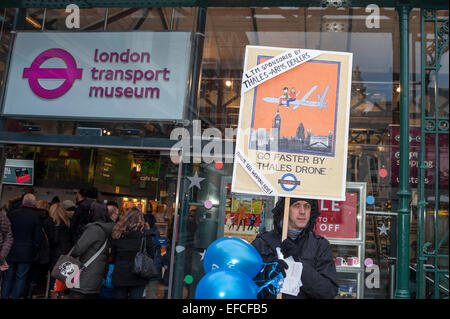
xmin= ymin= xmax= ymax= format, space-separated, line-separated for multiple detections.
xmin=2 ymin=31 xmax=192 ymax=121
xmin=2 ymin=159 xmax=34 ymax=186
xmin=314 ymin=192 xmax=358 ymax=239
xmin=223 ymin=194 xmax=264 ymax=243
xmin=390 ymin=125 xmax=449 ymax=187
xmin=232 ymin=46 xmax=353 ymax=200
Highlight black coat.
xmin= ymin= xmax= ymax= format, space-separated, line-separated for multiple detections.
xmin=111 ymin=230 xmax=154 ymax=287
xmin=33 ymin=208 xmax=52 ymax=265
xmin=47 ymin=220 xmax=73 ymax=270
xmin=251 ymin=198 xmax=338 ymax=299
xmin=70 ymin=199 xmax=94 ymax=244
xmin=6 ymin=206 xmax=42 ymax=263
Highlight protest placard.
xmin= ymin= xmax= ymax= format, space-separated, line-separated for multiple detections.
xmin=232 ymin=46 xmax=353 ymax=201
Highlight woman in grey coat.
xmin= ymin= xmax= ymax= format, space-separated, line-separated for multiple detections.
xmin=68 ymin=204 xmax=118 ymax=299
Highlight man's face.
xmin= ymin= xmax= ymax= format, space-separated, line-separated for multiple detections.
xmin=288 ymin=200 xmax=311 ymax=230
xmin=107 ymin=206 xmax=119 ymax=222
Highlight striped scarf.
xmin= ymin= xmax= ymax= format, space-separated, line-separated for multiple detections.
xmin=287 ymin=228 xmax=302 ymax=240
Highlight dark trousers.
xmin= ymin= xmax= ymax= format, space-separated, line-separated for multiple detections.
xmin=24 ymin=263 xmax=49 ymax=298
xmin=113 ymin=285 xmax=145 ymax=299
xmin=1 ymin=262 xmax=32 ymax=299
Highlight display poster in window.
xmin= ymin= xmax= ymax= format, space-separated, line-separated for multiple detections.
xmin=390 ymin=125 xmax=449 ymax=187
xmin=314 ymin=192 xmax=358 ymax=239
xmin=232 ymin=46 xmax=353 ymax=200
xmin=2 ymin=159 xmax=34 ymax=186
xmin=94 ymin=149 xmax=132 ymax=186
xmin=223 ymin=193 xmax=265 ymax=243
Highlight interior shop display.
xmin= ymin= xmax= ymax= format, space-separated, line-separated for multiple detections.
xmin=218 ymin=177 xmax=273 ymax=243
xmin=2 ymin=159 xmax=34 ymax=186
xmin=324 ymin=182 xmax=367 ymax=299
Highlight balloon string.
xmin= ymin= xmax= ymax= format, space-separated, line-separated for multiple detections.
xmin=255 ymin=262 xmax=284 ymax=296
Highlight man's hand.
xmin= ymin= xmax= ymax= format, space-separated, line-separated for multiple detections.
xmin=262 ymin=259 xmax=289 ymax=281
xmin=0 ymin=261 xmax=9 ymax=271
xmin=275 ymin=259 xmax=289 ymax=278
xmin=281 ymin=238 xmax=298 ymax=258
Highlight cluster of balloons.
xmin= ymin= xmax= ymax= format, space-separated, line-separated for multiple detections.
xmin=194 ymin=237 xmax=266 ymax=299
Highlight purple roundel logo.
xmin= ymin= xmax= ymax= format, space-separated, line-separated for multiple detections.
xmin=22 ymin=48 xmax=82 ymax=99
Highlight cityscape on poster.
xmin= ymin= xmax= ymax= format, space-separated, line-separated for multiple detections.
xmin=232 ymin=46 xmax=353 ymax=201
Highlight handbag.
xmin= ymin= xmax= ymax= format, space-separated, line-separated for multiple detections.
xmin=53 ymin=279 xmax=68 ymax=292
xmin=132 ymin=233 xmax=157 ymax=279
xmin=51 ymin=239 xmax=108 ymax=286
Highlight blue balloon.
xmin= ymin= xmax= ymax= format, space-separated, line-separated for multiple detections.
xmin=195 ymin=268 xmax=258 ymax=299
xmin=203 ymin=237 xmax=263 ymax=279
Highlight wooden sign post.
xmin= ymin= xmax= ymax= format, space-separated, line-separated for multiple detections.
xmin=277 ymin=197 xmax=290 ymax=299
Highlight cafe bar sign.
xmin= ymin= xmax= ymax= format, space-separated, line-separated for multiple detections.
xmin=2 ymin=159 xmax=34 ymax=186
xmin=2 ymin=31 xmax=192 ymax=121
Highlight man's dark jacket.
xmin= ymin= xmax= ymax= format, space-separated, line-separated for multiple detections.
xmin=252 ymin=198 xmax=338 ymax=299
xmin=70 ymin=198 xmax=94 ymax=244
xmin=31 ymin=208 xmax=52 ymax=265
xmin=6 ymin=206 xmax=42 ymax=263
xmin=47 ymin=220 xmax=73 ymax=271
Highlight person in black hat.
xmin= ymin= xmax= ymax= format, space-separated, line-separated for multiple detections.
xmin=252 ymin=197 xmax=338 ymax=299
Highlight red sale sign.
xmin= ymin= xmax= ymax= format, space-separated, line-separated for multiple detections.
xmin=314 ymin=192 xmax=358 ymax=239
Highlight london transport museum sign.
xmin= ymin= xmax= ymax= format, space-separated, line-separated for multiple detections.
xmin=2 ymin=31 xmax=192 ymax=120
xmin=232 ymin=46 xmax=353 ymax=201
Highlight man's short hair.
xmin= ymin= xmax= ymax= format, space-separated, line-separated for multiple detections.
xmin=77 ymin=188 xmax=87 ymax=198
xmin=106 ymin=200 xmax=119 ymax=209
xmin=86 ymin=187 xmax=98 ymax=199
xmin=22 ymin=193 xmax=36 ymax=207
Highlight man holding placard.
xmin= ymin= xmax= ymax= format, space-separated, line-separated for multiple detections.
xmin=252 ymin=197 xmax=338 ymax=299
xmin=234 ymin=45 xmax=350 ymax=299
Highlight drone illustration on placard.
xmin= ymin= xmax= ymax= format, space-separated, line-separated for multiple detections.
xmin=262 ymin=85 xmax=331 ymax=110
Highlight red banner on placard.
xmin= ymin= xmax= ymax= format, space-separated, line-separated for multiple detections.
xmin=314 ymin=192 xmax=358 ymax=239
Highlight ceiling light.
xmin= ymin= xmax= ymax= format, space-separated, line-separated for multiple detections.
xmin=25 ymin=16 xmax=41 ymax=29
xmin=225 ymin=80 xmax=232 ymax=87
